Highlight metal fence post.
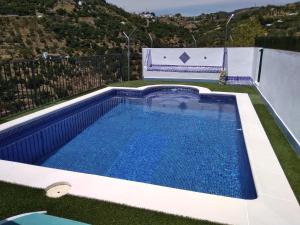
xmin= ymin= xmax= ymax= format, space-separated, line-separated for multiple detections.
xmin=31 ymin=60 xmax=37 ymax=106
xmin=119 ymin=54 xmax=123 ymax=82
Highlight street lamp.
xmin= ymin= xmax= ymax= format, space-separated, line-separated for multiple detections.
xmin=223 ymin=13 xmax=234 ymax=72
xmin=122 ymin=26 xmax=137 ymax=81
xmin=225 ymin=14 xmax=234 ymax=47
xmin=148 ymin=33 xmax=153 ymax=48
xmin=191 ymin=34 xmax=197 ymax=48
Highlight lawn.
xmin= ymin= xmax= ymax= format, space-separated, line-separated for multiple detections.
xmin=0 ymin=80 xmax=299 ymax=225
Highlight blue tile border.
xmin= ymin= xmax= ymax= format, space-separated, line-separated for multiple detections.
xmin=144 ymin=78 xmax=219 ymax=83
xmin=226 ymin=76 xmax=253 ymax=85
xmin=147 ymin=65 xmax=223 ymax=73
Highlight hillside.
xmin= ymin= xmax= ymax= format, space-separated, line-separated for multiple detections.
xmin=159 ymin=2 xmax=300 ymax=47
xmin=0 ymin=0 xmax=299 ymax=63
xmin=0 ymin=0 xmax=189 ymax=60
xmin=0 ymin=0 xmax=193 ymax=78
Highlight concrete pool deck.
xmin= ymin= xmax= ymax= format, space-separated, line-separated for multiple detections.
xmin=0 ymin=85 xmax=299 ymax=225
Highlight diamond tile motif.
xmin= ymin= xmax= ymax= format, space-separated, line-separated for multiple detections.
xmin=179 ymin=52 xmax=190 ymax=64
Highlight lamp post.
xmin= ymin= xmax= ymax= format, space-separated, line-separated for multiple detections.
xmin=145 ymin=18 xmax=153 ymax=48
xmin=191 ymin=34 xmax=197 ymax=48
xmin=223 ymin=13 xmax=234 ymax=72
xmin=122 ymin=27 xmax=137 ymax=81
xmin=148 ymin=33 xmax=153 ymax=48
xmin=225 ymin=14 xmax=234 ymax=47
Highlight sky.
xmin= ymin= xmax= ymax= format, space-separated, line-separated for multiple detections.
xmin=106 ymin=0 xmax=299 ymax=16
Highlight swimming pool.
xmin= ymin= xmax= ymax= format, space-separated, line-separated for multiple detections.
xmin=0 ymin=86 xmax=256 ymax=199
xmin=0 ymin=85 xmax=299 ymax=225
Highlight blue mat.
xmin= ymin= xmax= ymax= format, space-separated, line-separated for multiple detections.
xmin=1 ymin=213 xmax=90 ymax=225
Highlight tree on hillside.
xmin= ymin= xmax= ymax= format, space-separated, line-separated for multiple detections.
xmin=230 ymin=17 xmax=266 ymax=46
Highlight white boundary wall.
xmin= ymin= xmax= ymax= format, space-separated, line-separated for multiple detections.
xmin=227 ymin=47 xmax=259 ymax=77
xmin=142 ymin=47 xmax=256 ymax=80
xmin=255 ymin=49 xmax=300 ymax=150
xmin=149 ymin=48 xmax=223 ymax=66
xmin=142 ymin=48 xmax=223 ymax=81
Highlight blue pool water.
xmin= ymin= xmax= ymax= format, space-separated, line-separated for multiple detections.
xmin=0 ymin=87 xmax=257 ymax=199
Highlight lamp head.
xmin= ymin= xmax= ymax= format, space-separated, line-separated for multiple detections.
xmin=227 ymin=14 xmax=235 ymax=25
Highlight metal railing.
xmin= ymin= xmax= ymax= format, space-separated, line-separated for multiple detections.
xmin=0 ymin=54 xmax=125 ymax=118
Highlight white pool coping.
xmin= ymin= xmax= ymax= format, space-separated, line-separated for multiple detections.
xmin=0 ymin=85 xmax=299 ymax=225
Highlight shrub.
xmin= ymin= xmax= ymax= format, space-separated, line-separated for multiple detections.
xmin=255 ymin=36 xmax=300 ymax=52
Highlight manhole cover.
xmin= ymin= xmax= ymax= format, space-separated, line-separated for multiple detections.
xmin=45 ymin=182 xmax=71 ymax=198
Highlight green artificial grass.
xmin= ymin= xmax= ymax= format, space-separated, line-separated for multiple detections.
xmin=0 ymin=80 xmax=299 ymax=225
xmin=0 ymin=183 xmax=216 ymax=225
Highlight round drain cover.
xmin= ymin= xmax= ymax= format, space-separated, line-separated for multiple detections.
xmin=45 ymin=182 xmax=71 ymax=198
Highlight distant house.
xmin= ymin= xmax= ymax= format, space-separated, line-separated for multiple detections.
xmin=139 ymin=12 xmax=155 ymax=19
xmin=40 ymin=52 xmax=69 ymax=60
xmin=36 ymin=12 xmax=44 ymax=18
xmin=184 ymin=24 xmax=197 ymax=30
xmin=287 ymin=12 xmax=298 ymax=16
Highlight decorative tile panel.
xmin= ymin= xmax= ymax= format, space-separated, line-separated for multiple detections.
xmin=179 ymin=52 xmax=190 ymax=64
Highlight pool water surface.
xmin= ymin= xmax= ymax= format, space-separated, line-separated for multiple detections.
xmin=37 ymin=89 xmax=257 ymax=199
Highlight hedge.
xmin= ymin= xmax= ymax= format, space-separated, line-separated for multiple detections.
xmin=255 ymin=36 xmax=300 ymax=52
